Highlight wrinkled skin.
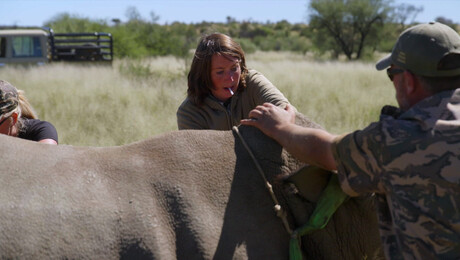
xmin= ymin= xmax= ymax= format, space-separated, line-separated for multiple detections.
xmin=0 ymin=113 xmax=382 ymax=259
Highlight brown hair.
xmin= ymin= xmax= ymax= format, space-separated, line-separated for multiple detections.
xmin=187 ymin=33 xmax=249 ymax=106
xmin=15 ymin=89 xmax=38 ymax=135
xmin=17 ymin=90 xmax=38 ymax=119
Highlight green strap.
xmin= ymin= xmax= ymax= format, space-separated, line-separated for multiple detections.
xmin=289 ymin=174 xmax=348 ymax=260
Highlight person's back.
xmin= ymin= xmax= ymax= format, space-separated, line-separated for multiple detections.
xmin=241 ymin=22 xmax=460 ymax=259
xmin=334 ymin=89 xmax=460 ymax=259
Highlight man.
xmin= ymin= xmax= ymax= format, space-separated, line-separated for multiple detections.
xmin=241 ymin=22 xmax=460 ymax=259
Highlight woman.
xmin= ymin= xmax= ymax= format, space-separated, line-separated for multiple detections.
xmin=177 ymin=33 xmax=294 ymax=130
xmin=0 ymin=80 xmax=58 ymax=144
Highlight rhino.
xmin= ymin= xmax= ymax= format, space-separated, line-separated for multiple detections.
xmin=0 ymin=113 xmax=382 ymax=259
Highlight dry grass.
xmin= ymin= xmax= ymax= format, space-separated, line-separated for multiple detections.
xmin=248 ymin=51 xmax=396 ymax=134
xmin=0 ymin=52 xmax=396 ymax=146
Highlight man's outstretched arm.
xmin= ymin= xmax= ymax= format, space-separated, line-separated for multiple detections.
xmin=241 ymin=103 xmax=338 ymax=171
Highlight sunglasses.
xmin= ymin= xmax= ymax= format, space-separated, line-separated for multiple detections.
xmin=386 ymin=68 xmax=404 ymax=81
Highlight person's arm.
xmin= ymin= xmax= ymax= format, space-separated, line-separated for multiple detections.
xmin=177 ymin=119 xmax=206 ymax=130
xmin=247 ymin=70 xmax=295 ymax=110
xmin=176 ymin=99 xmax=208 ymax=130
xmin=241 ymin=103 xmax=337 ymax=171
xmin=176 ymin=108 xmax=208 ymax=130
xmin=38 ymin=139 xmax=58 ymax=145
xmin=21 ymin=120 xmax=59 ymax=145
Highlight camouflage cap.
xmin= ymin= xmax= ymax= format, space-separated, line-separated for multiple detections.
xmin=0 ymin=80 xmax=19 ymax=117
xmin=376 ymin=22 xmax=460 ymax=77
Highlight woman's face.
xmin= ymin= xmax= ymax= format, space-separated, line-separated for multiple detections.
xmin=210 ymin=54 xmax=241 ymax=102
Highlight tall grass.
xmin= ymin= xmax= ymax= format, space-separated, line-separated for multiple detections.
xmin=250 ymin=52 xmax=396 ymax=134
xmin=0 ymin=52 xmax=396 ymax=146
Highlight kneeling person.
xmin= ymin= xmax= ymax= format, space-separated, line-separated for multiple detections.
xmin=0 ymin=80 xmax=58 ymax=144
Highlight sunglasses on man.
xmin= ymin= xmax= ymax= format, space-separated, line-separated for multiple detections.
xmin=386 ymin=68 xmax=404 ymax=81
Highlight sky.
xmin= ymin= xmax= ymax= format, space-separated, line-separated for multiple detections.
xmin=1 ymin=0 xmax=459 ymax=27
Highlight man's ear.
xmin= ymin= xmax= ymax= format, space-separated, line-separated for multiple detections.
xmin=403 ymin=70 xmax=417 ymax=94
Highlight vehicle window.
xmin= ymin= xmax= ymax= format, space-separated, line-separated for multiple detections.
xmin=0 ymin=37 xmax=6 ymax=58
xmin=12 ymin=36 xmax=42 ymax=57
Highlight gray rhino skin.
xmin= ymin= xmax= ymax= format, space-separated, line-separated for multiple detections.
xmin=0 ymin=113 xmax=382 ymax=259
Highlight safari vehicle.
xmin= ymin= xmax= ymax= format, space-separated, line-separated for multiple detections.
xmin=0 ymin=27 xmax=113 ymax=66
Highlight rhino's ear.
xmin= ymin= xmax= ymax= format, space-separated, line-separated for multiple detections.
xmin=284 ymin=165 xmax=332 ymax=203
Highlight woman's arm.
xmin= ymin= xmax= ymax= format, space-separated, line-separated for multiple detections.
xmin=38 ymin=139 xmax=58 ymax=145
xmin=176 ymin=99 xmax=208 ymax=130
xmin=21 ymin=119 xmax=59 ymax=144
xmin=246 ymin=70 xmax=294 ymax=110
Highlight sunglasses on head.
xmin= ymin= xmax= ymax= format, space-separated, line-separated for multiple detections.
xmin=386 ymin=68 xmax=405 ymax=81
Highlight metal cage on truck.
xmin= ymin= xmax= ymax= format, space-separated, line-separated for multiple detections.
xmin=48 ymin=28 xmax=113 ymax=62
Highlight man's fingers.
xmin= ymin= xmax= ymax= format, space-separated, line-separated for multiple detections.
xmin=243 ymin=102 xmax=287 ymax=126
xmin=240 ymin=118 xmax=258 ymax=126
xmin=262 ymin=102 xmax=276 ymax=108
xmin=247 ymin=106 xmax=266 ymax=118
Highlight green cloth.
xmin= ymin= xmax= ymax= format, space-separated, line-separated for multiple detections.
xmin=290 ymin=174 xmax=348 ymax=260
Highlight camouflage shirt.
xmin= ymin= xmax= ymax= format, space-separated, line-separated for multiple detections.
xmin=332 ymin=89 xmax=460 ymax=260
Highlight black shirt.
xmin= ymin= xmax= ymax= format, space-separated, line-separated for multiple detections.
xmin=18 ymin=119 xmax=58 ymax=143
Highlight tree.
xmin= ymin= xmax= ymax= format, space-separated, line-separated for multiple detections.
xmin=435 ymin=16 xmax=457 ymax=30
xmin=308 ymin=0 xmax=392 ymax=60
xmin=150 ymin=11 xmax=160 ymax=24
xmin=125 ymin=6 xmax=143 ymax=22
xmin=391 ymin=3 xmax=423 ymax=28
xmin=44 ymin=13 xmax=109 ymax=33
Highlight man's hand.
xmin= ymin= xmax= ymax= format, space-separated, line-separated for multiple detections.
xmin=241 ymin=103 xmax=338 ymax=171
xmin=241 ymin=103 xmax=296 ymax=139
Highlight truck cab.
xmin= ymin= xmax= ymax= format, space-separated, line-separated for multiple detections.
xmin=0 ymin=29 xmax=49 ymax=66
xmin=0 ymin=27 xmax=113 ymax=66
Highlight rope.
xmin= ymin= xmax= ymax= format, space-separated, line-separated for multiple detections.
xmin=232 ymin=126 xmax=293 ymax=235
xmin=232 ymin=126 xmax=348 ymax=260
